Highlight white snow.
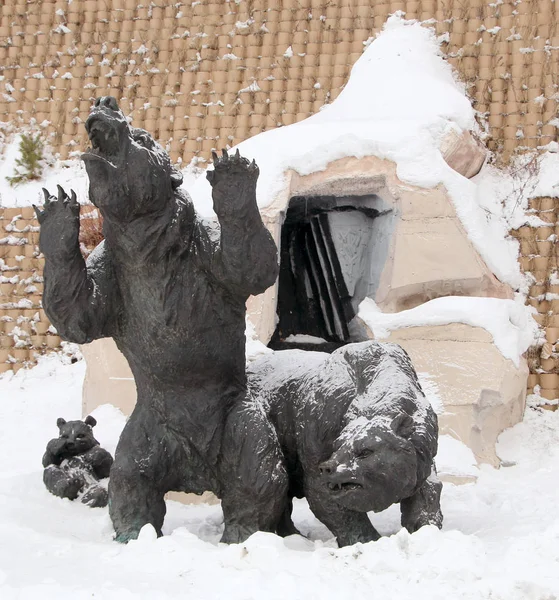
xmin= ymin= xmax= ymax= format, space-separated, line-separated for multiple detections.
xmin=473 ymin=152 xmax=559 ymax=237
xmin=0 ymin=354 xmax=558 ymax=599
xmin=284 ymin=334 xmax=328 ymax=345
xmin=0 ymin=141 xmax=89 ymax=208
xmin=417 ymin=371 xmax=445 ymax=415
xmin=358 ymin=296 xmax=540 ymax=367
xmin=436 ymin=435 xmax=479 ymax=479
xmin=245 ymin=317 xmax=273 ymax=362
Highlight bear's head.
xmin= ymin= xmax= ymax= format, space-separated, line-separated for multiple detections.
xmin=318 ymin=413 xmax=418 ymax=513
xmin=81 ymin=96 xmax=184 ymax=223
xmin=56 ymin=415 xmax=100 ymax=457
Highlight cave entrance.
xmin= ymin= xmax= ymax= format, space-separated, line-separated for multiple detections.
xmin=270 ymin=194 xmax=394 ymax=351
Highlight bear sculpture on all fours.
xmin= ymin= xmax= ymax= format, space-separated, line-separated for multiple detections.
xmin=42 ymin=416 xmax=113 ymax=508
xmin=34 ymin=96 xmax=287 ymax=543
xmin=247 ymin=340 xmax=443 ymax=547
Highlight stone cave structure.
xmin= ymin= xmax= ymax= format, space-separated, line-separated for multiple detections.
xmin=82 ymin=147 xmax=528 ymax=478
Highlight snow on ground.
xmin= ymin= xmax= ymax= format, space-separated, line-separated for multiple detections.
xmin=1 ymin=353 xmax=558 ymax=600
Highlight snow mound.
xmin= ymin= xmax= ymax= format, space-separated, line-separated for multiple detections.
xmin=1 ymin=355 xmax=559 ymax=598
xmin=188 ymin=15 xmax=523 ymax=289
xmin=190 ymin=14 xmax=475 ymax=216
xmin=358 ymin=295 xmax=539 ymax=367
xmin=436 ymin=435 xmax=479 ymax=479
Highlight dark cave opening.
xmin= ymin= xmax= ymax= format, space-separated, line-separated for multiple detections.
xmin=269 ymin=194 xmax=390 ymax=352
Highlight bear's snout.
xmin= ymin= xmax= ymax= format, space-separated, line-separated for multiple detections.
xmin=318 ymin=459 xmax=336 ymax=476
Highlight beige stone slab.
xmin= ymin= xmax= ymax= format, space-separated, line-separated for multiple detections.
xmin=440 ymin=129 xmax=487 ymax=179
xmin=165 ymin=491 xmax=220 ymax=506
xmin=394 ymin=339 xmax=513 ymax=407
xmin=376 ymin=218 xmax=513 ymax=311
xmin=392 ymin=218 xmax=488 ymax=285
xmin=287 ymin=155 xmax=399 ymax=201
xmin=399 ymin=185 xmax=457 ymax=220
xmin=439 ymin=474 xmax=478 ymax=485
xmin=81 ymin=338 xmax=136 ymax=417
xmin=389 ymin=322 xmax=494 ymax=343
xmin=386 ymin=327 xmax=528 ymax=466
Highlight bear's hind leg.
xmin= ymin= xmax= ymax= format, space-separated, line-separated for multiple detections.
xmin=109 ymin=408 xmax=180 ymax=543
xmin=109 ymin=455 xmax=167 ymax=542
xmin=276 ymin=497 xmax=302 ymax=537
xmin=43 ymin=465 xmax=85 ymax=500
xmin=219 ymin=400 xmax=288 ymax=544
xmin=400 ymin=464 xmax=443 ymax=534
xmin=81 ymin=485 xmax=109 ymax=508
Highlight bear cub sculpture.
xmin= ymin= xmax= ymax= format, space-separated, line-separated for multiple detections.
xmin=248 ymin=341 xmax=443 ymax=547
xmin=42 ymin=416 xmax=113 ymax=508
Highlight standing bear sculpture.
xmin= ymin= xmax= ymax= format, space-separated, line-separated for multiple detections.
xmin=35 ymin=96 xmax=287 ymax=543
xmin=248 ymin=341 xmax=443 ymax=547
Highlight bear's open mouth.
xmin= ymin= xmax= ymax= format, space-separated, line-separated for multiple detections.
xmin=81 ymin=149 xmax=118 ymax=169
xmin=327 ymin=481 xmax=363 ymax=492
xmin=82 ymin=116 xmax=120 ymax=166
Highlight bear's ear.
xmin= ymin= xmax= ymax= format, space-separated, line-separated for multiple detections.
xmin=391 ymin=413 xmax=414 ymax=439
xmin=84 ymin=415 xmax=97 ymax=428
xmin=170 ymin=168 xmax=183 ymax=189
xmin=56 ymin=417 xmax=66 ymax=428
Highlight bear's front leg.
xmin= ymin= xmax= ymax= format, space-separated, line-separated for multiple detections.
xmin=35 ymin=185 xmax=117 ymax=344
xmin=205 ymin=150 xmax=278 ymax=297
xmin=34 ymin=185 xmax=80 ymax=261
xmin=305 ymin=477 xmax=381 ymax=547
xmin=83 ymin=445 xmax=114 ymax=480
xmin=206 ymin=149 xmax=259 ymax=219
xmin=400 ymin=465 xmax=443 ymax=534
xmin=42 ymin=437 xmax=69 ymax=467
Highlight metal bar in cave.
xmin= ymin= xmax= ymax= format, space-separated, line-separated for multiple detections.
xmin=293 ymin=224 xmax=323 ymax=337
xmin=315 ymin=213 xmax=355 ymax=326
xmin=304 ymin=222 xmax=337 ymax=340
xmin=309 ymin=216 xmax=349 ymax=342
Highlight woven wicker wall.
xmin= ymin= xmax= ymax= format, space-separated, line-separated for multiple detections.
xmin=513 ymin=198 xmax=559 ymax=405
xmin=0 ymin=206 xmax=51 ymax=373
xmin=1 ymin=0 xmax=559 ymax=394
xmin=0 ymin=204 xmax=102 ymax=373
xmin=0 ymin=0 xmax=557 ymax=164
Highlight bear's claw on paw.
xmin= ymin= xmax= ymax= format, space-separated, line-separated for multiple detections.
xmin=206 ymin=148 xmax=258 ymax=187
xmin=34 ymin=185 xmax=79 ymax=224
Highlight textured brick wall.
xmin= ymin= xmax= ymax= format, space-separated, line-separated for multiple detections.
xmin=0 ymin=204 xmax=103 ymax=373
xmin=0 ymin=206 xmax=54 ymax=374
xmin=513 ymin=197 xmax=559 ymax=405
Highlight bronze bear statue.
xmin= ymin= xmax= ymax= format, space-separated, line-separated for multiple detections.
xmin=35 ymin=97 xmax=287 ymax=543
xmin=248 ymin=341 xmax=443 ymax=547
